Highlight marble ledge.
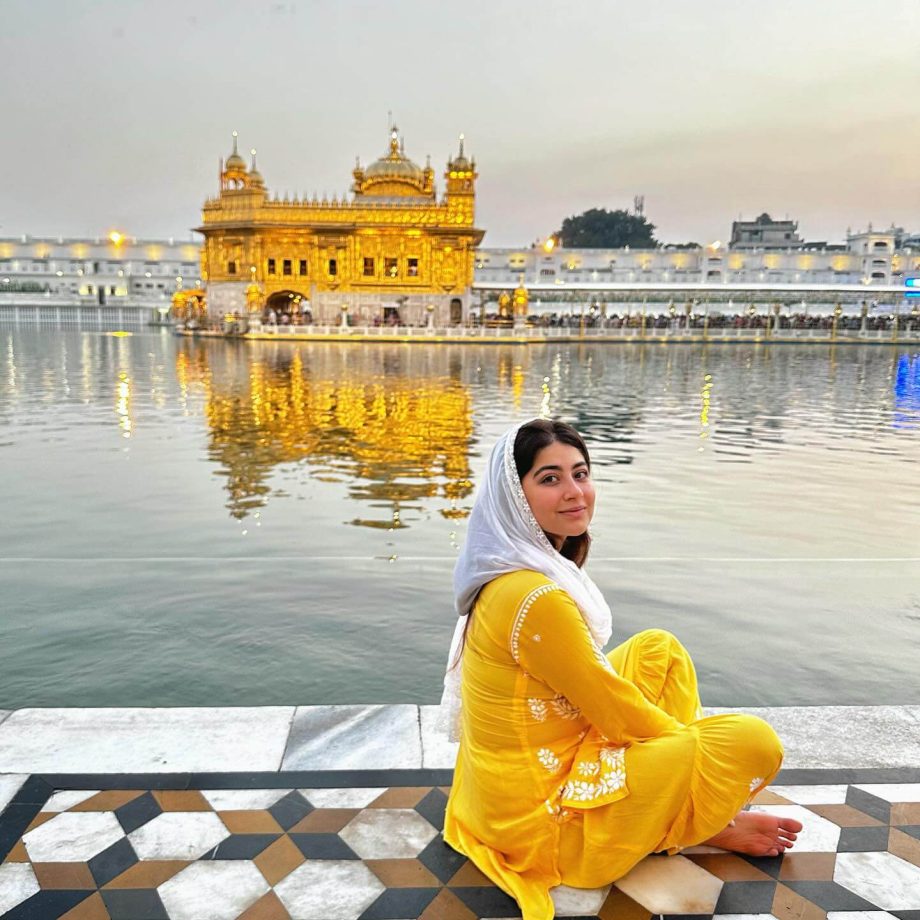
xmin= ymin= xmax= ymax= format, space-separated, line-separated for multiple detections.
xmin=282 ymin=704 xmax=421 ymax=770
xmin=0 ymin=707 xmax=295 ymax=774
xmin=0 ymin=704 xmax=918 ymax=776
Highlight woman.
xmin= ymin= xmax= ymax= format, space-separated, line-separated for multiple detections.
xmin=441 ymin=419 xmax=801 ymax=920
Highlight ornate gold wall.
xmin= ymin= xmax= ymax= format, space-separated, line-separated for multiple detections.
xmin=197 ymin=129 xmax=484 ymax=324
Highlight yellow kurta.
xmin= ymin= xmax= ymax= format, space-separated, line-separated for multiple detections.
xmin=444 ymin=570 xmax=784 ymax=920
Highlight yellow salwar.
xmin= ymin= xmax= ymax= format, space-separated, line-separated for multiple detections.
xmin=443 ymin=570 xmax=784 ymax=920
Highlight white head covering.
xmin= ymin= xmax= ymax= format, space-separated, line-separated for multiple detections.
xmin=437 ymin=421 xmax=612 ymax=741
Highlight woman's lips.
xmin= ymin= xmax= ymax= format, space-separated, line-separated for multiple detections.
xmin=559 ymin=507 xmax=586 ymax=516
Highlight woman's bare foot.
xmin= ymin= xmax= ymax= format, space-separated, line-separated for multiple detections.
xmin=703 ymin=811 xmax=803 ymax=857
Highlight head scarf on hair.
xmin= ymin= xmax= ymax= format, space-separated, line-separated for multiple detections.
xmin=437 ymin=422 xmax=612 ymax=741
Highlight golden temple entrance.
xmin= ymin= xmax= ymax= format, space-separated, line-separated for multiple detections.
xmin=264 ymin=290 xmax=311 ymax=324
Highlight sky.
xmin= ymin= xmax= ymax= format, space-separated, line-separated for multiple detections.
xmin=1 ymin=0 xmax=918 ymax=247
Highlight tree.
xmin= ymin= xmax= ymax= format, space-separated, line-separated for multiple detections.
xmin=556 ymin=208 xmax=658 ymax=249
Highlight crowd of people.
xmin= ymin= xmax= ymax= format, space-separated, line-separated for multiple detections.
xmin=474 ymin=310 xmax=916 ymax=332
xmin=186 ymin=304 xmax=917 ymax=334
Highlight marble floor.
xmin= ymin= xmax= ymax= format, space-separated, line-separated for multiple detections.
xmin=2 ymin=768 xmax=920 ymax=919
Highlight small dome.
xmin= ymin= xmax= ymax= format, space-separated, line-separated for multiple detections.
xmin=247 ymin=149 xmax=264 ymax=187
xmin=449 ymin=134 xmax=472 ymax=170
xmin=225 ymin=132 xmax=246 ymax=171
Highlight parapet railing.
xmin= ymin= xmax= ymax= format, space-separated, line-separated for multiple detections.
xmin=247 ymin=323 xmax=914 ymax=342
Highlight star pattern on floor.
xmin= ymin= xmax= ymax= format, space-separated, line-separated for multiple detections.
xmin=2 ymin=771 xmax=920 ymax=918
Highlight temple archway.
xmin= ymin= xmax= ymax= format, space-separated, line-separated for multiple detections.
xmin=265 ymin=290 xmax=310 ymax=323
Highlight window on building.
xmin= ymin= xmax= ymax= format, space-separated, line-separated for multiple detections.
xmin=540 ymin=268 xmax=556 ymax=277
xmin=299 ymin=259 xmax=307 ymax=275
xmin=109 ymin=286 xmax=116 ymax=295
xmin=363 ymin=257 xmax=375 ymax=276
xmin=228 ymin=261 xmax=237 ymax=275
xmin=407 ymin=258 xmax=419 ymax=277
xmin=385 ymin=257 xmax=398 ymax=278
xmin=283 ymin=259 xmax=292 ymax=276
xmin=267 ymin=258 xmax=276 ymax=275
xmin=328 ymin=259 xmax=337 ymax=276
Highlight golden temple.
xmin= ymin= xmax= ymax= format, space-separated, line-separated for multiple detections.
xmin=196 ymin=128 xmax=484 ymax=327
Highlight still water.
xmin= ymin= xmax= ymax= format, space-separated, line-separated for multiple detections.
xmin=1 ymin=328 xmax=918 ymax=709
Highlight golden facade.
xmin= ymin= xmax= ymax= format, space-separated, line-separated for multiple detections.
xmin=197 ymin=129 xmax=484 ymax=325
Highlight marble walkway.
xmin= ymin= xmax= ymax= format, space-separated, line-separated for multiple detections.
xmin=1 ymin=705 xmax=919 ymax=919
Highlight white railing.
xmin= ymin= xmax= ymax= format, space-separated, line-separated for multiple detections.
xmin=248 ymin=323 xmax=910 ymax=342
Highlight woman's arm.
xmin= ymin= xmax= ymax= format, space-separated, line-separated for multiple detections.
xmin=515 ymin=585 xmax=682 ymax=744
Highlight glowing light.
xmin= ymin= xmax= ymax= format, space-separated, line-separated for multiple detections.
xmin=543 ymin=238 xmax=556 ymax=253
xmin=109 ymin=231 xmax=124 ymax=246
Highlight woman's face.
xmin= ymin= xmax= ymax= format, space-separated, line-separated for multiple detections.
xmin=521 ymin=440 xmax=595 ymax=548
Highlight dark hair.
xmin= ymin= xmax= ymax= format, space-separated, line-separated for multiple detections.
xmin=514 ymin=419 xmax=592 ymax=567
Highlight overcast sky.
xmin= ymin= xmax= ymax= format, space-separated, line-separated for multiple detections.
xmin=2 ymin=0 xmax=918 ymax=247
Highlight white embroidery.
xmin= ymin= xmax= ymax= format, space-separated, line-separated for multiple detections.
xmin=543 ymin=797 xmax=572 ymax=821
xmin=510 ymin=583 xmax=561 ymax=663
xmin=560 ymin=746 xmax=628 ymax=803
xmin=537 ymin=748 xmax=561 ymax=773
xmin=504 ymin=435 xmax=556 ymax=547
xmin=749 ymin=776 xmax=764 ymax=792
xmin=564 ymin=780 xmax=599 ymax=801
xmin=532 ymin=634 xmax=541 ymax=642
xmin=593 ymin=645 xmax=616 ymax=673
xmin=600 ymin=765 xmax=626 ymax=794
xmin=550 ymin=694 xmax=581 ymax=720
xmin=600 ymin=746 xmax=626 ymax=768
xmin=528 ymin=698 xmax=548 ymax=722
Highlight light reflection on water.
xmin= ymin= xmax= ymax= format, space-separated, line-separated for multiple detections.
xmin=0 ymin=328 xmax=918 ymax=709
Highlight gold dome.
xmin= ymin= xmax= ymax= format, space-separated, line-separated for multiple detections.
xmin=364 ymin=128 xmax=424 ymax=184
xmin=225 ymin=132 xmax=246 ymax=172
xmin=247 ymin=149 xmax=265 ymax=188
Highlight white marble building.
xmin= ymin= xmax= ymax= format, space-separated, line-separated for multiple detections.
xmin=475 ymin=225 xmax=919 ymax=290
xmin=0 ymin=235 xmax=201 ymax=324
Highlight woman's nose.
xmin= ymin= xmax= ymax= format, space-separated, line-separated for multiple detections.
xmin=563 ymin=477 xmax=583 ymax=498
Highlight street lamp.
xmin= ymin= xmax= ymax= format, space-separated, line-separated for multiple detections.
xmin=426 ymin=303 xmax=435 ymax=329
xmin=340 ymin=303 xmax=348 ymax=327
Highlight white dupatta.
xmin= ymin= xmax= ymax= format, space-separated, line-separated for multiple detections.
xmin=437 ymin=422 xmax=612 ymax=741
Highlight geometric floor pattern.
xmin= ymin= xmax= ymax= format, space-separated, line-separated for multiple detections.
xmin=2 ymin=769 xmax=920 ymax=919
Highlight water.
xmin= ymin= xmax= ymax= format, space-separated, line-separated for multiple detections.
xmin=1 ymin=328 xmax=918 ymax=709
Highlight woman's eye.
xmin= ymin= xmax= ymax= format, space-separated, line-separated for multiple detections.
xmin=575 ymin=470 xmax=590 ymax=480
xmin=540 ymin=475 xmax=558 ymax=484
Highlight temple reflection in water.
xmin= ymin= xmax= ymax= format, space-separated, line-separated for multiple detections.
xmin=175 ymin=340 xmax=479 ymax=522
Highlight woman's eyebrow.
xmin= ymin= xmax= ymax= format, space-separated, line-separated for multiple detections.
xmin=532 ymin=461 xmax=588 ymax=477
